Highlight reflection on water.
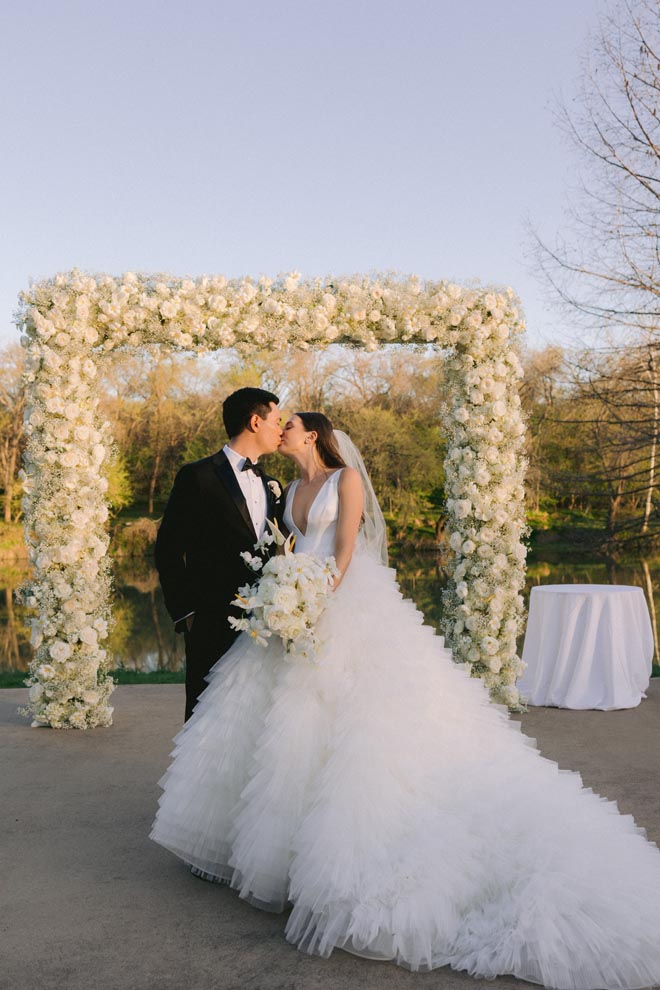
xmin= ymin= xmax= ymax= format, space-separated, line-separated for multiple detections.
xmin=2 ymin=550 xmax=660 ymax=674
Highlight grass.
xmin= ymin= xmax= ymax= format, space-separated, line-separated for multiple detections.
xmin=0 ymin=670 xmax=29 ymax=688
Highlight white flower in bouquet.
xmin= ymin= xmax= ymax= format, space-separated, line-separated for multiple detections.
xmin=229 ymin=520 xmax=339 ymax=662
xmin=240 ymin=551 xmax=264 ymax=571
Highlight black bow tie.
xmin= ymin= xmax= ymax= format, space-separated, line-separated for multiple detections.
xmin=241 ymin=458 xmax=264 ymax=477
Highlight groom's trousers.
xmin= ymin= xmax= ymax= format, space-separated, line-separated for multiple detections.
xmin=182 ymin=607 xmax=240 ymax=721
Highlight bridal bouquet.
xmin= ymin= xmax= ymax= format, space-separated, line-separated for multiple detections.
xmin=228 ymin=520 xmax=340 ymax=662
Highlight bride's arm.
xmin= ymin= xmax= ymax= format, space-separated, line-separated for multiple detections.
xmin=333 ymin=467 xmax=363 ymax=589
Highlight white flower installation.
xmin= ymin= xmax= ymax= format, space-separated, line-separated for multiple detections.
xmin=16 ymin=269 xmax=528 ymax=728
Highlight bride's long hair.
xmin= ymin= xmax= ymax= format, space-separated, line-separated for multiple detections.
xmin=296 ymin=412 xmax=346 ymax=469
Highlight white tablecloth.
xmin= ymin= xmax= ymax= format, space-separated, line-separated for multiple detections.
xmin=517 ymin=584 xmax=654 ymax=710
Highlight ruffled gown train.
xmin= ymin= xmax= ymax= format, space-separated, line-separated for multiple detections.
xmin=150 ymin=470 xmax=660 ymax=989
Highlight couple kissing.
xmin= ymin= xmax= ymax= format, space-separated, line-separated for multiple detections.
xmin=154 ymin=387 xmax=345 ymax=721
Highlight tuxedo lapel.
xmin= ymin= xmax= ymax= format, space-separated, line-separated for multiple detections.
xmin=210 ymin=450 xmax=257 ymax=540
xmin=263 ymin=475 xmax=275 ymax=519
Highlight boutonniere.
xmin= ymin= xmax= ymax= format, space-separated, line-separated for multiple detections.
xmin=267 ymin=480 xmax=282 ymax=500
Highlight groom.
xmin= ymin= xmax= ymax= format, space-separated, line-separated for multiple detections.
xmin=155 ymin=387 xmax=284 ymax=721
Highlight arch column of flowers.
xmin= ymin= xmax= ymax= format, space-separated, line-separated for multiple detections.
xmin=16 ymin=269 xmax=528 ymax=729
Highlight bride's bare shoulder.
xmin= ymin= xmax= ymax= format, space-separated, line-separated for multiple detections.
xmin=337 ymin=466 xmax=362 ymax=494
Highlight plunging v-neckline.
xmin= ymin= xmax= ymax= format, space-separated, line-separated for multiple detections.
xmin=289 ymin=470 xmax=341 ymax=537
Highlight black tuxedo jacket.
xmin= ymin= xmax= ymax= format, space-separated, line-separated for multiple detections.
xmin=154 ymin=449 xmax=284 ymax=631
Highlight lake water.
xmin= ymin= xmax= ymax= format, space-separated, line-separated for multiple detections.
xmin=2 ymin=549 xmax=660 ymax=675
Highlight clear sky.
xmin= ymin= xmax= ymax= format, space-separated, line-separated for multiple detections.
xmin=0 ymin=0 xmax=603 ymax=350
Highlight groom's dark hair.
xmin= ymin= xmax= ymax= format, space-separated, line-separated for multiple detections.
xmin=223 ymin=387 xmax=279 ymax=439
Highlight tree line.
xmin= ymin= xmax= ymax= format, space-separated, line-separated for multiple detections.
xmin=2 ymin=338 xmax=660 ymax=552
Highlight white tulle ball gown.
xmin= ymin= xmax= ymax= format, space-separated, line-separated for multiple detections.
xmin=150 ymin=469 xmax=660 ymax=989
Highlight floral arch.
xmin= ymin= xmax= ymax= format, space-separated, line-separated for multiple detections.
xmin=16 ymin=270 xmax=528 ymax=729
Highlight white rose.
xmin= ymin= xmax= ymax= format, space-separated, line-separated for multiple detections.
xmin=461 ymin=539 xmax=475 ymax=555
xmin=29 ymin=408 xmax=45 ymax=427
xmin=449 ymin=532 xmax=463 ymax=552
xmin=160 ymin=300 xmax=179 ymax=319
xmin=271 ymin=586 xmax=298 ymax=610
xmin=45 ymin=396 xmax=65 ymax=414
xmin=51 ymin=421 xmax=70 ymax=441
xmin=454 ymin=499 xmax=472 ymax=519
xmin=50 ymin=640 xmax=72 ymax=662
xmin=453 ymin=561 xmax=467 ymax=580
xmin=79 ymin=627 xmax=98 ymax=646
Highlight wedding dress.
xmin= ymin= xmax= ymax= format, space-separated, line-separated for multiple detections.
xmin=150 ymin=468 xmax=660 ymax=990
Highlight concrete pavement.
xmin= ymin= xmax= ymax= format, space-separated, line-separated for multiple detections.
xmin=2 ymin=682 xmax=659 ymax=990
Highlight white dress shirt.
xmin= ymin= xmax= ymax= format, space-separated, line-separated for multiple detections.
xmin=177 ymin=446 xmax=268 ymax=625
xmin=222 ymin=444 xmax=268 ymax=538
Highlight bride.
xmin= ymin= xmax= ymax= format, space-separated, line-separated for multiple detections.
xmin=150 ymin=412 xmax=660 ymax=990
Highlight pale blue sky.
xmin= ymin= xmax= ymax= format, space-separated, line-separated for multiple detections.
xmin=1 ymin=0 xmax=603 ymax=349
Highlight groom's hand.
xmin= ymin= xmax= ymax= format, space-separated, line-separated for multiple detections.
xmin=186 ymin=614 xmax=195 ymax=632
